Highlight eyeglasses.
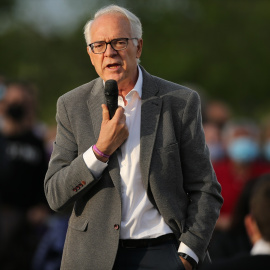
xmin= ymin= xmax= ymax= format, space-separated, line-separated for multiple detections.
xmin=89 ymin=38 xmax=138 ymax=54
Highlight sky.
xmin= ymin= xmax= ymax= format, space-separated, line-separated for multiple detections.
xmin=13 ymin=0 xmax=95 ymax=36
xmin=1 ymin=0 xmax=194 ymax=36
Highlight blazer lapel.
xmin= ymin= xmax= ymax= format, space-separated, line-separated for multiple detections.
xmin=87 ymin=78 xmax=122 ymax=195
xmin=87 ymin=78 xmax=104 ymax=140
xmin=140 ymin=67 xmax=162 ymax=190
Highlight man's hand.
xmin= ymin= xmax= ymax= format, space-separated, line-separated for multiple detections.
xmin=94 ymin=104 xmax=128 ymax=161
xmin=179 ymin=256 xmax=192 ymax=270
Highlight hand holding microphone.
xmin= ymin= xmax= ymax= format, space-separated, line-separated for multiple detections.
xmin=94 ymin=80 xmax=129 ymax=161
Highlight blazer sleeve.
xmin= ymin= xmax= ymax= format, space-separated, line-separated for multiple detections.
xmin=179 ymin=90 xmax=223 ymax=261
xmin=44 ymin=96 xmax=99 ymax=212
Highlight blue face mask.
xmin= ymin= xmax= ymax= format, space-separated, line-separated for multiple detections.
xmin=228 ymin=137 xmax=259 ymax=163
xmin=263 ymin=140 xmax=270 ymax=161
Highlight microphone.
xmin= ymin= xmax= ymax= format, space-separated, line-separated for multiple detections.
xmin=104 ymin=79 xmax=118 ymax=119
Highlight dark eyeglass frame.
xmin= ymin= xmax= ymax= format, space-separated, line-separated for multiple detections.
xmin=89 ymin=38 xmax=138 ymax=54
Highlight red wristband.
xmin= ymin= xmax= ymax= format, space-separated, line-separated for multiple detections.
xmin=93 ymin=145 xmax=110 ymax=159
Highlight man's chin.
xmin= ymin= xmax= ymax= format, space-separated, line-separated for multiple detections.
xmin=103 ymin=74 xmax=123 ymax=84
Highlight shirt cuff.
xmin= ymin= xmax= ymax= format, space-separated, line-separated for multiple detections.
xmin=83 ymin=146 xmax=108 ymax=179
xmin=178 ymin=242 xmax=199 ymax=264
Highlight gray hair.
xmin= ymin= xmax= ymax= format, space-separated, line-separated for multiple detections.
xmin=84 ymin=5 xmax=143 ymax=45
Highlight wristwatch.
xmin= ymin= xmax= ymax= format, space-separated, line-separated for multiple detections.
xmin=178 ymin=252 xmax=198 ymax=270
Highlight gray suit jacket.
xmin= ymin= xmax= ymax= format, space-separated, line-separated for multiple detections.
xmin=45 ymin=66 xmax=223 ymax=270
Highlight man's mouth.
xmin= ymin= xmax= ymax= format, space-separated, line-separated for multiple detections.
xmin=106 ymin=63 xmax=120 ymax=69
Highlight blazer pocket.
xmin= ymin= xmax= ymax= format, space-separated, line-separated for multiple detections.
xmin=180 ymin=219 xmax=186 ymax=233
xmin=69 ymin=217 xmax=89 ymax=232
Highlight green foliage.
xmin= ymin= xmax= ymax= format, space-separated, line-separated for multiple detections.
xmin=1 ymin=1 xmax=270 ymax=124
xmin=0 ymin=0 xmax=16 ymax=11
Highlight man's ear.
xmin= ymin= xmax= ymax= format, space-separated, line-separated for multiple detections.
xmin=87 ymin=47 xmax=95 ymax=66
xmin=244 ymin=214 xmax=262 ymax=245
xmin=136 ymin=38 xmax=143 ymax=59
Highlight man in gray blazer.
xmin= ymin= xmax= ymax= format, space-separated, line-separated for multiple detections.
xmin=45 ymin=5 xmax=223 ymax=270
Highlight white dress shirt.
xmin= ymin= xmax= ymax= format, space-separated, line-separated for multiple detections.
xmin=251 ymin=239 xmax=270 ymax=255
xmin=83 ymin=66 xmax=198 ymax=263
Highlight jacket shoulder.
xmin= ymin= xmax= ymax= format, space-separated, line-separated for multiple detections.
xmin=58 ymin=78 xmax=101 ymax=103
xmin=140 ymin=65 xmax=194 ymax=97
xmin=153 ymin=75 xmax=195 ymax=97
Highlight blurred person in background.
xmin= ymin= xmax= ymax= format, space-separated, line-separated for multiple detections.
xmin=31 ymin=123 xmax=68 ymax=270
xmin=32 ymin=212 xmax=68 ymax=270
xmin=209 ymin=176 xmax=258 ymax=261
xmin=203 ymin=122 xmax=226 ymax=164
xmin=202 ymin=99 xmax=231 ymax=164
xmin=202 ymin=173 xmax=270 ymax=269
xmin=203 ymin=99 xmax=232 ymax=130
xmin=0 ymin=75 xmax=6 ymax=130
xmin=261 ymin=118 xmax=270 ymax=163
xmin=44 ymin=125 xmax=57 ymax=162
xmin=0 ymin=81 xmax=49 ymax=269
xmin=213 ymin=119 xmax=270 ymax=230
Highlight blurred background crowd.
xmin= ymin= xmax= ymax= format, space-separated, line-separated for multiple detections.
xmin=1 ymin=0 xmax=270 ymax=269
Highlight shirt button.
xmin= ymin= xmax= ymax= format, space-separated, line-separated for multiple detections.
xmin=114 ymin=224 xmax=120 ymax=230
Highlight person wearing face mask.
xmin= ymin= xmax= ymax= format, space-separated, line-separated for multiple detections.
xmin=0 ymin=81 xmax=49 ymax=269
xmin=212 ymin=120 xmax=270 ymax=231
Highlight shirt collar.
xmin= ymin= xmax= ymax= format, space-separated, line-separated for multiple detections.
xmin=132 ymin=65 xmax=143 ymax=98
xmin=102 ymin=65 xmax=143 ymax=99
xmin=118 ymin=66 xmax=142 ymax=106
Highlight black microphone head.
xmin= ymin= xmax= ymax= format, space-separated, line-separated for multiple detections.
xmin=104 ymin=79 xmax=118 ymax=119
xmin=104 ymin=79 xmax=118 ymax=96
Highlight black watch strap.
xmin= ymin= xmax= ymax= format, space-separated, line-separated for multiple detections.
xmin=178 ymin=252 xmax=198 ymax=269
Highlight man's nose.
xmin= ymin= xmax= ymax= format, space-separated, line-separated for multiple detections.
xmin=104 ymin=43 xmax=117 ymax=57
